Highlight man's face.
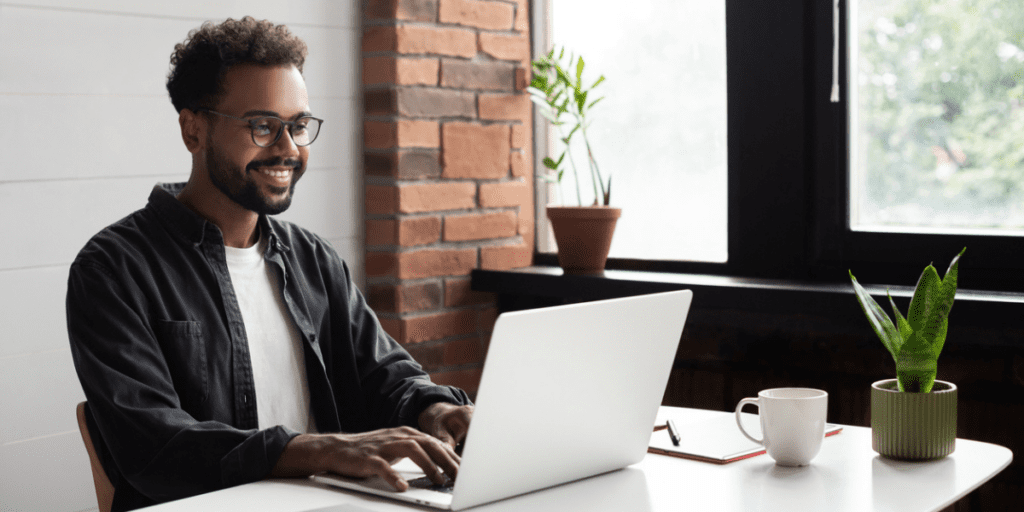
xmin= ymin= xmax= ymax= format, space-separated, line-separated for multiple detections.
xmin=204 ymin=64 xmax=311 ymax=215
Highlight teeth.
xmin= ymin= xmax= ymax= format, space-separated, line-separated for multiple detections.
xmin=259 ymin=168 xmax=291 ymax=178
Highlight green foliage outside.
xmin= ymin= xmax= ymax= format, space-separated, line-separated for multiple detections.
xmin=849 ymin=248 xmax=965 ymax=393
xmin=857 ymin=0 xmax=1024 ymax=228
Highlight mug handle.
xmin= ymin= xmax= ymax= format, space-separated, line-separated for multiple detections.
xmin=735 ymin=398 xmax=763 ymax=444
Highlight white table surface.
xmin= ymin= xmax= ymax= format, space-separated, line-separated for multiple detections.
xmin=138 ymin=406 xmax=1013 ymax=512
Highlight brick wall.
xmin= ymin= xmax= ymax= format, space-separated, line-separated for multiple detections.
xmin=362 ymin=0 xmax=534 ymax=396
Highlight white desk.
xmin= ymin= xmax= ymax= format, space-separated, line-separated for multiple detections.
xmin=138 ymin=407 xmax=1012 ymax=512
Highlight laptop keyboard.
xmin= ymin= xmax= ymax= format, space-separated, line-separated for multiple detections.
xmin=408 ymin=475 xmax=455 ymax=494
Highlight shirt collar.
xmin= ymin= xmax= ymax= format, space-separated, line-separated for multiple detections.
xmin=148 ymin=182 xmax=289 ymax=253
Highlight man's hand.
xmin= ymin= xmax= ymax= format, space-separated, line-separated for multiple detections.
xmin=418 ymin=402 xmax=474 ymax=449
xmin=271 ymin=427 xmax=460 ymax=491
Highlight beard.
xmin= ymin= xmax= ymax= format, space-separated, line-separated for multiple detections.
xmin=205 ymin=141 xmax=304 ymax=215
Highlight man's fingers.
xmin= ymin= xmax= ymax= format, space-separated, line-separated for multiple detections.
xmin=398 ymin=440 xmax=447 ymax=485
xmin=369 ymin=456 xmax=408 ymax=492
xmin=419 ymin=436 xmax=460 ymax=478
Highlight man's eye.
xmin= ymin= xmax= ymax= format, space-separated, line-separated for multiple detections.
xmin=293 ymin=124 xmax=308 ymax=134
xmin=252 ymin=123 xmax=274 ymax=136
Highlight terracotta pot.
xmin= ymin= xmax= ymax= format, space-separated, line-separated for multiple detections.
xmin=871 ymin=378 xmax=957 ymax=460
xmin=546 ymin=206 xmax=621 ymax=273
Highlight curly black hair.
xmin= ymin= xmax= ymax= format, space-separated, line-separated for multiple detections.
xmin=166 ymin=16 xmax=308 ymax=113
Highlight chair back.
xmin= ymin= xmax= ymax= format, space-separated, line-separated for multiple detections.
xmin=76 ymin=401 xmax=114 ymax=512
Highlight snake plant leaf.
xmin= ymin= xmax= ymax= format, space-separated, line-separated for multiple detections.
xmin=850 ymin=271 xmax=903 ymax=361
xmin=888 ymin=291 xmax=913 ymax=342
xmin=896 ymin=331 xmax=938 ymax=393
xmin=908 ymin=247 xmax=963 ymax=351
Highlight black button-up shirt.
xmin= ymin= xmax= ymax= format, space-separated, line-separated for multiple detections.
xmin=67 ymin=183 xmax=470 ymax=511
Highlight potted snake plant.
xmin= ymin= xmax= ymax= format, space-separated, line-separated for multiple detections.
xmin=849 ymin=247 xmax=965 ymax=460
xmin=528 ymin=47 xmax=619 ymax=273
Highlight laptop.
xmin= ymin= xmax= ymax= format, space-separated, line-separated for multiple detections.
xmin=312 ymin=290 xmax=693 ymax=510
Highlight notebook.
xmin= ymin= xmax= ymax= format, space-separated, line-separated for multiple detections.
xmin=313 ymin=290 xmax=694 ymax=510
xmin=648 ymin=412 xmax=843 ymax=464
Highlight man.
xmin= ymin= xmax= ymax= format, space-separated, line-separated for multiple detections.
xmin=67 ymin=17 xmax=472 ymax=511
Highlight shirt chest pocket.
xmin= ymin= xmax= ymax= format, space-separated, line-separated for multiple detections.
xmin=155 ymin=320 xmax=209 ymax=408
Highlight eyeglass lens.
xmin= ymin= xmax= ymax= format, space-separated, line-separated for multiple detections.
xmin=252 ymin=117 xmax=321 ymax=147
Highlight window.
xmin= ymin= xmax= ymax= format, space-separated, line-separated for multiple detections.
xmin=535 ymin=0 xmax=728 ymax=263
xmin=850 ymin=0 xmax=1024 ymax=235
xmin=532 ymin=0 xmax=1024 ymax=293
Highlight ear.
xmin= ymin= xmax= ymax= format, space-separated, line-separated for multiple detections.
xmin=179 ymin=109 xmax=206 ymax=154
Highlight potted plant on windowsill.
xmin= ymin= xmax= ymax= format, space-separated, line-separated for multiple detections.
xmin=849 ymin=247 xmax=965 ymax=460
xmin=528 ymin=47 xmax=619 ymax=273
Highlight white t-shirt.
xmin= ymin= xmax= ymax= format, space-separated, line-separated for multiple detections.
xmin=224 ymin=232 xmax=316 ymax=433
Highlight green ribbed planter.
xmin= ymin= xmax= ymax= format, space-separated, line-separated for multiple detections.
xmin=871 ymin=379 xmax=957 ymax=460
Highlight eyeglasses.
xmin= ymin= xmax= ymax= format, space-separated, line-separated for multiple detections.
xmin=199 ymin=109 xmax=323 ymax=147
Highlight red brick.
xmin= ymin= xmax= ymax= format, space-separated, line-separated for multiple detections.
xmin=479 ymin=32 xmax=530 ymax=62
xmin=514 ymin=66 xmax=529 ymax=90
xmin=366 ymin=218 xmax=397 ymax=246
xmin=366 ymin=185 xmax=398 ymax=214
xmin=480 ymin=242 xmax=532 ymax=270
xmin=364 ymin=89 xmax=396 ymax=116
xmin=512 ymin=0 xmax=529 ymax=32
xmin=510 ymin=149 xmax=530 ymax=178
xmin=368 ymin=281 xmax=443 ymax=313
xmin=479 ymin=307 xmax=498 ymax=334
xmin=442 ymin=122 xmax=510 ymax=179
xmin=398 ymin=248 xmax=477 ymax=279
xmin=441 ymin=59 xmax=515 ymax=91
xmin=445 ymin=278 xmax=496 ymax=307
xmin=396 ymin=25 xmax=477 ymax=57
xmin=406 ymin=337 xmax=484 ymax=370
xmin=430 ymin=367 xmax=483 ymax=395
xmin=362 ymin=25 xmax=397 ymax=52
xmin=364 ymin=120 xmax=396 ymax=149
xmin=479 ymin=93 xmax=530 ymax=122
xmin=439 ymin=0 xmax=514 ymax=30
xmin=398 ymin=120 xmax=440 ymax=148
xmin=511 ymin=124 xmax=527 ymax=149
xmin=398 ymin=182 xmax=477 ymax=212
xmin=363 ymin=56 xmax=439 ymax=86
xmin=402 ymin=309 xmax=478 ymax=343
xmin=365 ymin=251 xmax=398 ymax=277
xmin=444 ymin=211 xmax=517 ymax=241
xmin=399 ymin=216 xmax=442 ymax=246
xmin=397 ymin=88 xmax=476 ymax=117
xmin=365 ymin=150 xmax=442 ymax=179
xmin=479 ymin=180 xmax=530 ymax=207
xmin=365 ymin=0 xmax=439 ymax=22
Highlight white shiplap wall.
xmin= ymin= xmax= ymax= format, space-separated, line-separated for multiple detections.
xmin=0 ymin=2 xmax=361 ymax=510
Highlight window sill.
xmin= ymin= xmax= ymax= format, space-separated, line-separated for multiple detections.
xmin=471 ymin=266 xmax=1024 ymax=336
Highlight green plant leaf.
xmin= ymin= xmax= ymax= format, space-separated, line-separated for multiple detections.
xmin=850 ymin=271 xmax=903 ymax=361
xmin=591 ymin=75 xmax=605 ymax=89
xmin=576 ymin=56 xmax=585 ymax=85
xmin=887 ymin=291 xmax=913 ymax=342
xmin=587 ymin=97 xmax=605 ymax=110
xmin=896 ymin=331 xmax=938 ymax=393
xmin=542 ymin=156 xmax=559 ymax=170
xmin=576 ymin=90 xmax=588 ymax=113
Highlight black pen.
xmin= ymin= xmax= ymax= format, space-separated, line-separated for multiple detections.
xmin=666 ymin=419 xmax=681 ymax=446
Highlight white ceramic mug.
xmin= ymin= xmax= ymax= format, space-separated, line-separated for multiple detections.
xmin=735 ymin=388 xmax=828 ymax=466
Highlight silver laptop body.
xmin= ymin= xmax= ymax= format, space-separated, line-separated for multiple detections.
xmin=312 ymin=290 xmax=693 ymax=510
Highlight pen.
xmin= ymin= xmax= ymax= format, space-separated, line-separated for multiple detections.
xmin=666 ymin=419 xmax=681 ymax=446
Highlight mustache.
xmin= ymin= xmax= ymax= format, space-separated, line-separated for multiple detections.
xmin=246 ymin=157 xmax=302 ymax=172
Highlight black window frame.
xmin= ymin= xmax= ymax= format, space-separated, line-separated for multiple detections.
xmin=534 ymin=0 xmax=1024 ymax=294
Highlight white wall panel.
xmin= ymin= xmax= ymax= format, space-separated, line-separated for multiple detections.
xmin=0 ymin=5 xmax=356 ymax=99
xmin=3 ymin=0 xmax=358 ymax=28
xmin=0 ymin=175 xmax=189 ymax=269
xmin=0 ymin=265 xmax=70 ymax=358
xmin=0 ymin=95 xmax=189 ymax=182
xmin=0 ymin=94 xmax=354 ymax=182
xmin=0 ymin=349 xmax=84 ymax=445
xmin=0 ymin=432 xmax=96 ymax=512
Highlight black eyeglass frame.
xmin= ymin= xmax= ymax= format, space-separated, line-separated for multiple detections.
xmin=197 ymin=108 xmax=324 ymax=147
